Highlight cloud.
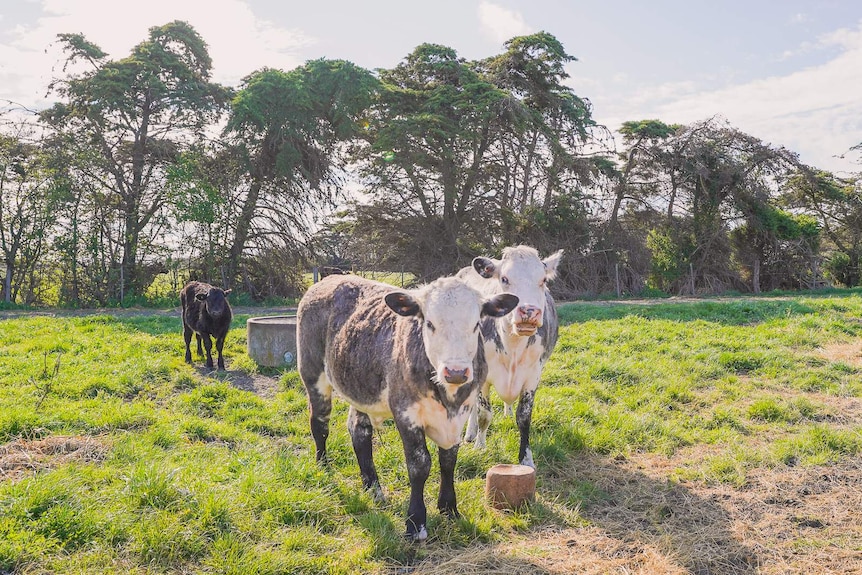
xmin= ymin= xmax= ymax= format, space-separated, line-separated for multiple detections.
xmin=0 ymin=0 xmax=313 ymax=109
xmin=477 ymin=1 xmax=533 ymax=45
xmin=591 ymin=20 xmax=862 ymax=175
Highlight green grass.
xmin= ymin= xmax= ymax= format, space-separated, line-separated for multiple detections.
xmin=1 ymin=293 xmax=862 ymax=573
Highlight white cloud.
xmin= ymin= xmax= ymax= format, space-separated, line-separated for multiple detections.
xmin=1 ymin=0 xmax=314 ymax=109
xmin=477 ymin=1 xmax=533 ymax=46
xmin=592 ymin=20 xmax=862 ymax=175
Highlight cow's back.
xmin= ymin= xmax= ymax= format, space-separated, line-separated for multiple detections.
xmin=297 ymin=276 xmax=399 ymax=408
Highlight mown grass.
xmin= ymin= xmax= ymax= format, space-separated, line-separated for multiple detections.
xmin=1 ymin=293 xmax=862 ymax=573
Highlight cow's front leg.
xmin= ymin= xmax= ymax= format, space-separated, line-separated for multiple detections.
xmin=202 ymin=334 xmax=214 ymax=369
xmin=464 ymin=380 xmax=491 ymax=448
xmin=215 ymin=335 xmax=226 ymax=370
xmin=396 ymin=422 xmax=431 ymax=541
xmin=516 ymin=384 xmax=538 ymax=468
xmin=347 ymin=407 xmax=383 ymax=501
xmin=437 ymin=444 xmax=460 ymax=518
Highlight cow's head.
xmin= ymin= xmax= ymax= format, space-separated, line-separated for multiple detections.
xmin=195 ymin=287 xmax=232 ymax=318
xmin=385 ymin=277 xmax=518 ymax=385
xmin=472 ymin=246 xmax=563 ymax=337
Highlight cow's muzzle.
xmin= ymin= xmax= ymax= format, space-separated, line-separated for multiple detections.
xmin=442 ymin=366 xmax=471 ymax=385
xmin=513 ymin=305 xmax=542 ymax=335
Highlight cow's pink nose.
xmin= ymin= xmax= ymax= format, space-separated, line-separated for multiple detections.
xmin=517 ymin=305 xmax=542 ymax=323
xmin=442 ymin=367 xmax=470 ymax=384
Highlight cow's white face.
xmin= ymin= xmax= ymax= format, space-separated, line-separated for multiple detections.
xmin=385 ymin=278 xmax=518 ymax=385
xmin=473 ymin=246 xmax=563 ymax=337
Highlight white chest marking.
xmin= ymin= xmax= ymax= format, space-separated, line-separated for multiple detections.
xmin=403 ymin=394 xmax=475 ymax=449
xmin=485 ymin=333 xmax=545 ymax=404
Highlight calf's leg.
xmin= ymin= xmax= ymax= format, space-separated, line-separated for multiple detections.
xmin=516 ymin=385 xmax=538 ymax=468
xmin=195 ymin=333 xmax=203 ymax=356
xmin=347 ymin=407 xmax=383 ymax=501
xmin=183 ymin=325 xmax=193 ymax=364
xmin=202 ymin=334 xmax=214 ymax=369
xmin=397 ymin=422 xmax=431 ymax=541
xmin=437 ymin=445 xmax=460 ymax=517
xmin=215 ymin=334 xmax=226 ymax=370
xmin=464 ymin=380 xmax=491 ymax=447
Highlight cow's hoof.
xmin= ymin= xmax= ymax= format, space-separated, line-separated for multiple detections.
xmin=370 ymin=483 xmax=386 ymax=503
xmin=406 ymin=525 xmax=428 ymax=542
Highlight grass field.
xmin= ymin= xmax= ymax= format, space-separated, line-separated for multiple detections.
xmin=1 ymin=292 xmax=861 ymax=574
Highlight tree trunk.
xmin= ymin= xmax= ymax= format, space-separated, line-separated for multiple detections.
xmin=227 ymin=178 xmax=262 ymax=289
xmin=3 ymin=259 xmax=11 ymax=304
xmin=752 ymin=257 xmax=761 ymax=294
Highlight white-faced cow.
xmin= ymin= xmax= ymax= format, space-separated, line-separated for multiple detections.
xmin=180 ymin=281 xmax=233 ymax=371
xmin=458 ymin=245 xmax=563 ymax=468
xmin=296 ymin=275 xmax=518 ymax=540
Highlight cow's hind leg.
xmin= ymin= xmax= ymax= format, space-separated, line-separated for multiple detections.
xmin=299 ymin=354 xmax=332 ymax=463
xmin=183 ymin=325 xmax=193 ymax=364
xmin=437 ymin=444 xmax=460 ymax=518
xmin=464 ymin=380 xmax=491 ymax=447
xmin=195 ymin=333 xmax=203 ymax=356
xmin=516 ymin=386 xmax=538 ymax=468
xmin=396 ymin=421 xmax=431 ymax=541
xmin=348 ymin=407 xmax=383 ymax=501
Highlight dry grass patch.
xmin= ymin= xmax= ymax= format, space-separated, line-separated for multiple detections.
xmin=0 ymin=435 xmax=108 ymax=481
xmin=816 ymin=341 xmax=862 ymax=368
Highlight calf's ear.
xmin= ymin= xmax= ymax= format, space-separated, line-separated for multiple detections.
xmin=223 ymin=289 xmax=232 ymax=296
xmin=472 ymin=257 xmax=497 ymax=278
xmin=385 ymin=292 xmax=421 ymax=317
xmin=482 ymin=293 xmax=519 ymax=317
xmin=195 ymin=293 xmax=207 ymax=301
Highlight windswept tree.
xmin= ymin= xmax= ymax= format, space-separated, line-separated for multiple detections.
xmin=0 ymin=123 xmax=60 ymax=303
xmin=351 ymin=34 xmax=604 ymax=282
xmin=223 ymin=59 xmax=377 ymax=293
xmin=619 ymin=117 xmax=800 ymax=293
xmin=41 ymin=20 xmax=231 ymax=298
xmin=784 ymin=169 xmax=862 ymax=286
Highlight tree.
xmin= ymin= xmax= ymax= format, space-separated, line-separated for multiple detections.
xmin=41 ymin=21 xmax=231 ymax=298
xmin=784 ymin=169 xmax=862 ymax=286
xmin=350 ymin=34 xmax=604 ymax=282
xmin=0 ymin=124 xmax=59 ymax=303
xmin=223 ymin=59 xmax=377 ymax=293
xmin=619 ymin=117 xmax=800 ymax=293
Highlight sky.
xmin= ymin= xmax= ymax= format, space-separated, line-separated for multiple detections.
xmin=2 ymin=0 xmax=861 ymax=175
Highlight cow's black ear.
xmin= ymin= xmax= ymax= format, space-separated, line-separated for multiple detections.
xmin=195 ymin=292 xmax=207 ymax=301
xmin=482 ymin=293 xmax=519 ymax=317
xmin=385 ymin=292 xmax=421 ymax=316
xmin=472 ymin=257 xmax=496 ymax=278
xmin=223 ymin=289 xmax=232 ymax=296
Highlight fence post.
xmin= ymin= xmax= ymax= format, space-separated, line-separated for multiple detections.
xmin=689 ymin=263 xmax=695 ymax=295
xmin=615 ymin=263 xmax=621 ymax=298
xmin=312 ymin=267 xmax=319 ymax=284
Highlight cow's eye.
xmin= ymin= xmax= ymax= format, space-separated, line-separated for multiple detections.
xmin=501 ymin=276 xmax=509 ymax=286
xmin=426 ymin=320 xmax=435 ymax=331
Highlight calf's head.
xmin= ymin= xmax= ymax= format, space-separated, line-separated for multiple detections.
xmin=472 ymin=246 xmax=563 ymax=337
xmin=195 ymin=287 xmax=232 ymax=319
xmin=385 ymin=277 xmax=518 ymax=385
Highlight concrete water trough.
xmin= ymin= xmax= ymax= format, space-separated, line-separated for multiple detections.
xmin=246 ymin=315 xmax=297 ymax=367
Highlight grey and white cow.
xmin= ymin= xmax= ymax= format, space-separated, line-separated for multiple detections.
xmin=296 ymin=274 xmax=518 ymax=540
xmin=458 ymin=245 xmax=563 ymax=468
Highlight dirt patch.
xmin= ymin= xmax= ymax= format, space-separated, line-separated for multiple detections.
xmin=816 ymin=341 xmax=862 ymax=368
xmin=406 ymin=455 xmax=862 ymax=575
xmin=212 ymin=369 xmax=283 ymax=399
xmin=0 ymin=435 xmax=109 ymax=482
